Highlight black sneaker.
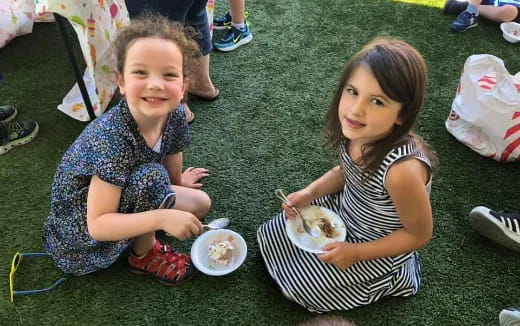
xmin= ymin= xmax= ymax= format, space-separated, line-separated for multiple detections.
xmin=443 ymin=0 xmax=468 ymax=15
xmin=213 ymin=12 xmax=232 ymax=31
xmin=469 ymin=206 xmax=520 ymax=252
xmin=0 ymin=105 xmax=17 ymax=124
xmin=0 ymin=120 xmax=39 ymax=155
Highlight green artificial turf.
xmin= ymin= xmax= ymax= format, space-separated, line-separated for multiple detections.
xmin=1 ymin=0 xmax=519 ymax=325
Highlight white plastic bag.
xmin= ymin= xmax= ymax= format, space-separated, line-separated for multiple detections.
xmin=446 ymin=54 xmax=520 ymax=162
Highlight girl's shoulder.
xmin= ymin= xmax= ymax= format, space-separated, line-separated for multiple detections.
xmin=386 ymin=139 xmax=432 ymax=170
xmin=383 ymin=139 xmax=432 ymax=190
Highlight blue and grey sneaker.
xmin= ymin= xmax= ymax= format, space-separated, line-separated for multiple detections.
xmin=499 ymin=308 xmax=520 ymax=326
xmin=469 ymin=206 xmax=520 ymax=252
xmin=450 ymin=10 xmax=479 ymax=32
xmin=0 ymin=120 xmax=39 ymax=155
xmin=214 ymin=24 xmax=253 ymax=52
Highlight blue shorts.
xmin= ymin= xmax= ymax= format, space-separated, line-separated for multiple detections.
xmin=125 ymin=0 xmax=212 ymax=55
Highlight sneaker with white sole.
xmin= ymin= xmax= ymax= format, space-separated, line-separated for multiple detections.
xmin=499 ymin=308 xmax=520 ymax=326
xmin=450 ymin=10 xmax=479 ymax=32
xmin=0 ymin=120 xmax=39 ymax=155
xmin=469 ymin=206 xmax=520 ymax=252
xmin=214 ymin=24 xmax=253 ymax=52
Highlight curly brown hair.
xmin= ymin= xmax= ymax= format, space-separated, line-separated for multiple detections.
xmin=112 ymin=12 xmax=201 ymax=78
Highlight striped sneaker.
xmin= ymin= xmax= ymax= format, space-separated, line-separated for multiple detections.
xmin=0 ymin=119 xmax=39 ymax=155
xmin=469 ymin=206 xmax=520 ymax=252
xmin=499 ymin=308 xmax=520 ymax=326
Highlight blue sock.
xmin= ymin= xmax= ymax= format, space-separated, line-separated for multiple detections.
xmin=466 ymin=4 xmax=478 ymax=14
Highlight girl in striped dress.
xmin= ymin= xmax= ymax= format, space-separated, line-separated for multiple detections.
xmin=257 ymin=38 xmax=437 ymax=313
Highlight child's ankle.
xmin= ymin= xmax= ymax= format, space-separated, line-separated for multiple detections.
xmin=466 ymin=4 xmax=478 ymax=14
xmin=130 ymin=239 xmax=157 ymax=258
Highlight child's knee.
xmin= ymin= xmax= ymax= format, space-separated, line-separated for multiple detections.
xmin=499 ymin=5 xmax=518 ymax=22
xmin=195 ymin=190 xmax=211 ymax=219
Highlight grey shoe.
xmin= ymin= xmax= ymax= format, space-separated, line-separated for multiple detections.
xmin=469 ymin=206 xmax=520 ymax=252
xmin=499 ymin=308 xmax=520 ymax=326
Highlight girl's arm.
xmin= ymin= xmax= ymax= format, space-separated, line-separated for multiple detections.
xmin=163 ymin=152 xmax=208 ymax=188
xmin=305 ymin=165 xmax=346 ymax=200
xmin=86 ymin=175 xmax=202 ymax=241
xmin=284 ymin=165 xmax=345 ymax=218
xmin=319 ymin=158 xmax=432 ymax=269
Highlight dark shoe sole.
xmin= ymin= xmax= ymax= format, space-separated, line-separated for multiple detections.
xmin=130 ymin=265 xmax=198 ymax=287
xmin=188 ymin=88 xmax=220 ymax=102
xmin=469 ymin=206 xmax=520 ymax=253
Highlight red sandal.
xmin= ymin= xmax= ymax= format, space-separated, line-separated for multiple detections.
xmin=128 ymin=240 xmax=197 ymax=286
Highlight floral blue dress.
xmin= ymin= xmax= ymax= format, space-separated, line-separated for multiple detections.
xmin=43 ymin=100 xmax=190 ymax=275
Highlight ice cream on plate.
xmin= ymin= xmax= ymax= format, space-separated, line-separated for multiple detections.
xmin=297 ymin=207 xmax=339 ymax=239
xmin=209 ymin=238 xmax=234 ymax=266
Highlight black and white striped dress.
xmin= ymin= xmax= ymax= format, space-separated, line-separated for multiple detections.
xmin=257 ymin=141 xmax=431 ymax=312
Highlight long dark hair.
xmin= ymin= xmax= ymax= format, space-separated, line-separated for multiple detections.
xmin=324 ymin=38 xmax=437 ymax=176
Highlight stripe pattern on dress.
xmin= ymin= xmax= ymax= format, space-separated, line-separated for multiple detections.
xmin=257 ymin=140 xmax=431 ymax=312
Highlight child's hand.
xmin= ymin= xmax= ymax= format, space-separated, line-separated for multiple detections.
xmin=318 ymin=242 xmax=360 ymax=270
xmin=181 ymin=167 xmax=209 ymax=189
xmin=162 ymin=210 xmax=203 ymax=240
xmin=283 ymin=189 xmax=313 ymax=219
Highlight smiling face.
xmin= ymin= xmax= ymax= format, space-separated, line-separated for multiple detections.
xmin=117 ymin=37 xmax=187 ymax=121
xmin=338 ymin=63 xmax=403 ymax=148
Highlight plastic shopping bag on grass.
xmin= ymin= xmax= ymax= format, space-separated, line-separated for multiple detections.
xmin=446 ymin=54 xmax=520 ymax=162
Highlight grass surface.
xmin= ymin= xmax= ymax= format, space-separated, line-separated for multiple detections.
xmin=1 ymin=0 xmax=519 ymax=325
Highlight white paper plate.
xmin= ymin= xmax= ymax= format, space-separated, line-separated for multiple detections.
xmin=286 ymin=205 xmax=346 ymax=254
xmin=191 ymin=229 xmax=247 ymax=276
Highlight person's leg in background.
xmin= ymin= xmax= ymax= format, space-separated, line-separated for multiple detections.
xmin=450 ymin=0 xmax=482 ymax=32
xmin=161 ymin=0 xmax=219 ymax=123
xmin=124 ymin=0 xmax=160 ymax=18
xmin=214 ymin=0 xmax=253 ymax=52
xmin=446 ymin=0 xmax=520 ymax=31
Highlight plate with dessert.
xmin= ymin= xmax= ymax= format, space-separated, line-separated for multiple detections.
xmin=191 ymin=229 xmax=247 ymax=276
xmin=286 ymin=205 xmax=346 ymax=254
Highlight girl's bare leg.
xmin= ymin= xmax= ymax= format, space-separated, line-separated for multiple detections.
xmin=230 ymin=0 xmax=245 ymax=24
xmin=478 ymin=4 xmax=518 ymax=22
xmin=172 ymin=185 xmax=211 ymax=219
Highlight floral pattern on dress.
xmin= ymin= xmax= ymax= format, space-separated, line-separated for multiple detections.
xmin=43 ymin=100 xmax=190 ymax=275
